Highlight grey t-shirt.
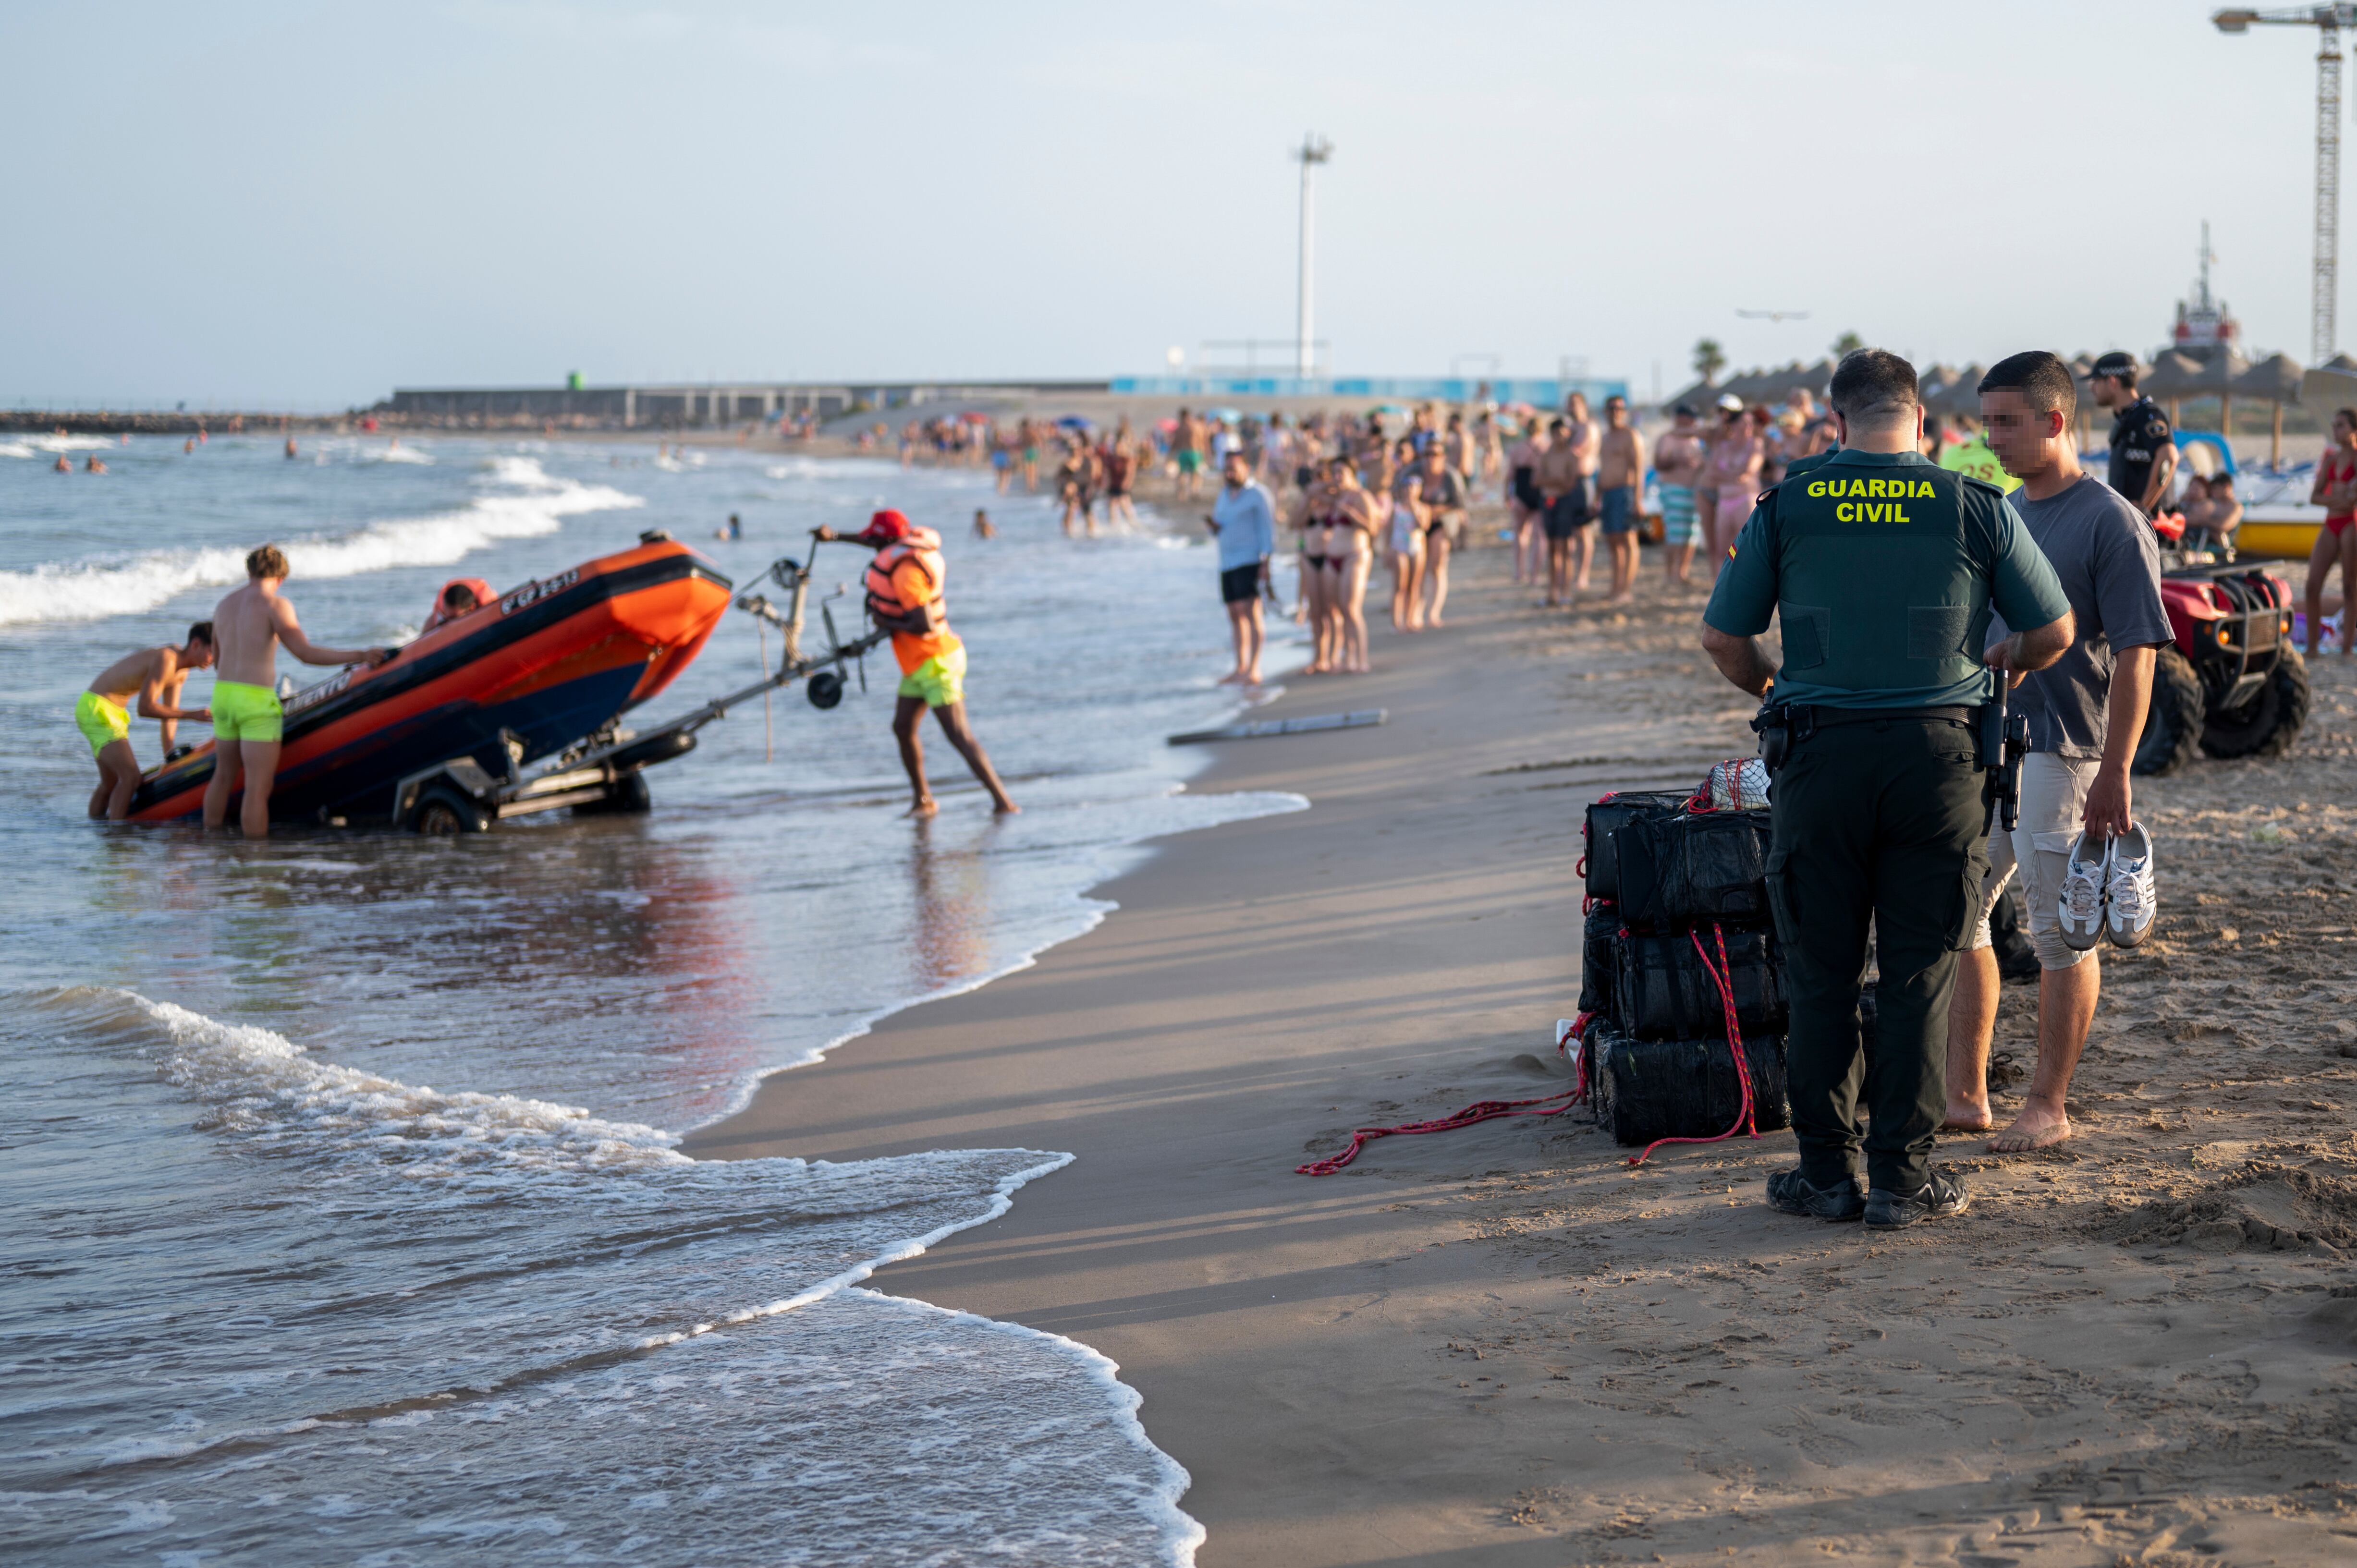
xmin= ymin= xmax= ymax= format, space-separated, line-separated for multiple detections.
xmin=1991 ymin=473 xmax=2170 ymax=758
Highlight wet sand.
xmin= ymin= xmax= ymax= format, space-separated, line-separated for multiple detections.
xmin=686 ymin=539 xmax=2357 ymax=1565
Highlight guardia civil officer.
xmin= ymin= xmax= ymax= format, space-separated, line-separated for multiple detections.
xmin=2086 ymin=352 xmax=2176 ymax=520
xmin=1698 ymin=350 xmax=2076 ymax=1229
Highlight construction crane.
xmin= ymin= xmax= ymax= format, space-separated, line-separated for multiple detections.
xmin=2215 ymin=6 xmax=2357 ymax=362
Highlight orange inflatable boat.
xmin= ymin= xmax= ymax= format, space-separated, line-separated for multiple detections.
xmin=129 ymin=533 xmax=733 ymax=826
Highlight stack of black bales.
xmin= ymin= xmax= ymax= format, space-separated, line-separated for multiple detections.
xmin=1577 ymin=791 xmax=1791 ymax=1148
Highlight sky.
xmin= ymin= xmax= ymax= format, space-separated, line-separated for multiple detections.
xmin=0 ymin=1 xmax=2330 ymax=407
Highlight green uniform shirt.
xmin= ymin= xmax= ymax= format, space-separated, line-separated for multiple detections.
xmin=1704 ymin=449 xmax=2070 ymax=711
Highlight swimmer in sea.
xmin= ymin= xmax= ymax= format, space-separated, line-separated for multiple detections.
xmin=54 ymin=454 xmax=72 ymax=473
xmin=79 ymin=624 xmax=216 ymax=820
xmin=204 ymin=545 xmax=395 ymax=838
xmin=85 ymin=456 xmax=106 ymax=474
xmin=973 ymin=508 xmax=996 ymax=539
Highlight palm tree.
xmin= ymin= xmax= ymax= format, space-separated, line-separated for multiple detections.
xmin=1692 ymin=338 xmax=1727 ymax=383
xmin=1829 ymin=330 xmax=1864 ymax=358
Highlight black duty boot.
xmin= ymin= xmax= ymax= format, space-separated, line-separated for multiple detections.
xmin=1766 ymin=1167 xmax=1866 ymax=1222
xmin=1863 ymin=1170 xmax=1970 ymax=1230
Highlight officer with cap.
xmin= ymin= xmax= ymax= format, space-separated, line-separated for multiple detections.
xmin=1699 ymin=349 xmax=2076 ymax=1228
xmin=2087 ymin=352 xmax=2177 ymax=519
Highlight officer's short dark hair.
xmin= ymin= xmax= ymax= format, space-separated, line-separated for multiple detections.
xmin=1978 ymin=351 xmax=2077 ymax=421
xmin=1827 ymin=349 xmax=1918 ymax=426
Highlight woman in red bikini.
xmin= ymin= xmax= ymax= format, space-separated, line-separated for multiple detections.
xmin=2306 ymin=407 xmax=2357 ymax=658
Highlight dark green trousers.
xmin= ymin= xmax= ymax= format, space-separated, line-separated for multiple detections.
xmin=1765 ymin=717 xmax=1988 ymax=1192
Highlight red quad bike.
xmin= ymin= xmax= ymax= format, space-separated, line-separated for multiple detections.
xmin=2132 ymin=513 xmax=2308 ymax=775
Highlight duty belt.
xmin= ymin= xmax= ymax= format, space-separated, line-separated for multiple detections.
xmin=1790 ymin=705 xmax=1975 ymax=730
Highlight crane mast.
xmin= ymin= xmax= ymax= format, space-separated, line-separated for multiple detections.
xmin=2216 ymin=5 xmax=2357 ymax=361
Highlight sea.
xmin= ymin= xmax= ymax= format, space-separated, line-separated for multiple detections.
xmin=0 ymin=429 xmax=1305 ymax=1564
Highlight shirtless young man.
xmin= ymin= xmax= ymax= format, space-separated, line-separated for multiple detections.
xmin=79 ymin=624 xmax=216 ymax=820
xmin=1651 ymin=404 xmax=1707 ymax=585
xmin=1533 ymin=418 xmax=1588 ymax=606
xmin=204 ymin=545 xmax=393 ymax=837
xmin=1594 ymin=394 xmax=1647 ymax=605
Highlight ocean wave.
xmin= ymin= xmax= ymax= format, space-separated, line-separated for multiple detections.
xmin=0 ymin=432 xmax=117 ymax=456
xmin=0 ymin=457 xmax=641 ymax=627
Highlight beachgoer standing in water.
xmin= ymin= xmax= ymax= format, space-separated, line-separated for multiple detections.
xmin=814 ymin=511 xmax=1018 ymax=817
xmin=205 ymin=545 xmax=394 ymax=838
xmin=1595 ymin=394 xmax=1646 ymax=605
xmin=1206 ymin=448 xmax=1276 ymax=684
xmin=79 ymin=624 xmax=216 ymax=820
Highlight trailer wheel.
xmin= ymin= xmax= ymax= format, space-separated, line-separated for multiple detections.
xmin=806 ymin=669 xmax=845 ymax=710
xmin=572 ymin=771 xmax=653 ymax=816
xmin=410 ymin=783 xmax=491 ymax=835
xmin=2201 ymin=645 xmax=2310 ymax=759
xmin=2132 ymin=646 xmax=2205 ymax=776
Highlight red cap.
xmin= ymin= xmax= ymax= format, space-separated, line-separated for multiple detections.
xmin=856 ymin=508 xmax=914 ymax=544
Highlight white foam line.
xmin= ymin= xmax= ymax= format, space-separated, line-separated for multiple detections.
xmin=0 ymin=456 xmax=641 ymax=627
xmin=847 ymin=1287 xmax=1207 ymax=1568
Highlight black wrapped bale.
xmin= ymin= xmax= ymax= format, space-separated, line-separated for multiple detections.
xmin=1577 ymin=902 xmax=1622 ymax=1018
xmin=1603 ymin=1030 xmax=1790 ymax=1148
xmin=1614 ymin=809 xmax=1774 ymax=932
xmin=1612 ymin=927 xmax=1787 ymax=1041
xmin=1581 ymin=791 xmax=1690 ymax=901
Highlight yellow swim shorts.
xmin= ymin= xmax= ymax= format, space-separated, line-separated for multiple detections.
xmin=896 ymin=644 xmax=967 ymax=708
xmin=74 ymin=691 xmax=130 ymax=756
xmin=212 ymin=680 xmax=284 ymax=743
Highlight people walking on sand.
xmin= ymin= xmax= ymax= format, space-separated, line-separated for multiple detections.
xmin=2305 ymin=408 xmax=2357 ymax=658
xmin=1946 ymin=351 xmax=2169 ymax=1155
xmin=1409 ymin=441 xmax=1468 ymax=629
xmin=1385 ymin=437 xmax=1426 ymax=631
xmin=814 ymin=511 xmax=1018 ymax=818
xmin=1206 ymin=448 xmax=1276 ymax=685
xmin=205 ymin=545 xmax=395 ymax=838
xmin=1561 ymin=393 xmax=1603 ymax=593
xmin=1534 ymin=417 xmax=1589 ymax=606
xmin=1595 ymin=395 xmax=1646 ymax=606
xmin=1653 ymin=404 xmax=1706 ymax=586
xmin=1702 ymin=395 xmax=1764 ymax=581
xmin=1323 ymin=455 xmax=1378 ymax=672
xmin=1506 ymin=415 xmax=1551 ymax=586
xmin=79 ymin=625 xmax=216 ymax=820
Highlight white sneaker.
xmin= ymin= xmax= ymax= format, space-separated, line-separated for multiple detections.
xmin=2104 ymin=824 xmax=2156 ymax=948
xmin=2057 ymin=831 xmax=2108 ymax=951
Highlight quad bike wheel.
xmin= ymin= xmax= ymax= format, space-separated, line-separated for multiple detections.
xmin=2200 ymin=644 xmax=2310 ymax=759
xmin=2133 ymin=646 xmax=2205 ymax=776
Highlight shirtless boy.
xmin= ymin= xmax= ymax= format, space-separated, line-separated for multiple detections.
xmin=1594 ymin=395 xmax=1647 ymax=605
xmin=205 ymin=544 xmax=394 ymax=837
xmin=80 ymin=624 xmax=216 ymax=820
xmin=1652 ymin=404 xmax=1706 ymax=585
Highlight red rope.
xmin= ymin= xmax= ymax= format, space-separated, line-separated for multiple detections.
xmin=1625 ymin=923 xmax=1759 ymax=1167
xmin=1296 ymin=1018 xmax=1589 ymax=1177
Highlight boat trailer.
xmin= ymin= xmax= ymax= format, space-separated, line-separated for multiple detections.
xmin=393 ymin=550 xmax=884 ymax=833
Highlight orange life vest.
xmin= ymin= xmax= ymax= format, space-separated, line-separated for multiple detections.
xmin=864 ymin=528 xmax=947 ymax=627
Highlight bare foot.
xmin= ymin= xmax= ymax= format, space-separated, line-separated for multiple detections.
xmin=1217 ymin=671 xmax=1246 ymax=686
xmin=1427 ymin=615 xmax=1446 ymax=628
xmin=993 ymin=800 xmax=1021 ymax=815
xmin=1942 ymin=1098 xmax=1993 ymax=1133
xmin=1988 ymin=1099 xmax=2071 ymax=1153
xmin=1607 ymin=592 xmax=1635 ymax=606
xmin=906 ymin=798 xmax=939 ymax=818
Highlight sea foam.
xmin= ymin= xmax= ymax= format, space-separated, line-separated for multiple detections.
xmin=0 ymin=456 xmax=638 ymax=627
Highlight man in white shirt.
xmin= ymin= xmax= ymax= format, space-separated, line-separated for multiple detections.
xmin=1205 ymin=449 xmax=1276 ymax=685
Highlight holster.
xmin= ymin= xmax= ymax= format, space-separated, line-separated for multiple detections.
xmin=1978 ymin=695 xmax=2029 ymax=834
xmin=1750 ymin=698 xmax=1808 ymax=776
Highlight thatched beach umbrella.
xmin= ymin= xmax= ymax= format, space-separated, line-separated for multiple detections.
xmin=2235 ymin=352 xmax=2303 ymax=468
xmin=2141 ymin=350 xmax=2249 ymax=432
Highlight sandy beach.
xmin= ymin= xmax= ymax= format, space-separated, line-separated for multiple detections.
xmin=686 ymin=527 xmax=2357 ymax=1566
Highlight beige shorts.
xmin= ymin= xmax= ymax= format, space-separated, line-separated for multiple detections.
xmin=1969 ymin=750 xmax=2099 ymax=970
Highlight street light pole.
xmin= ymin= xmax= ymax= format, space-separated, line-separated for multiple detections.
xmin=1294 ymin=133 xmax=1332 ymax=379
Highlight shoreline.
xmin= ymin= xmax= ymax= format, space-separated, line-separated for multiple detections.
xmin=687 ymin=538 xmax=2357 ymax=1564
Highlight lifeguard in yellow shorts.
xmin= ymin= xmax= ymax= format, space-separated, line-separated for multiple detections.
xmin=78 ymin=624 xmax=217 ymax=820
xmin=812 ymin=509 xmax=1018 ymax=818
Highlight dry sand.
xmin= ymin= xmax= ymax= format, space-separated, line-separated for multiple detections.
xmin=686 ymin=532 xmax=2357 ymax=1566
